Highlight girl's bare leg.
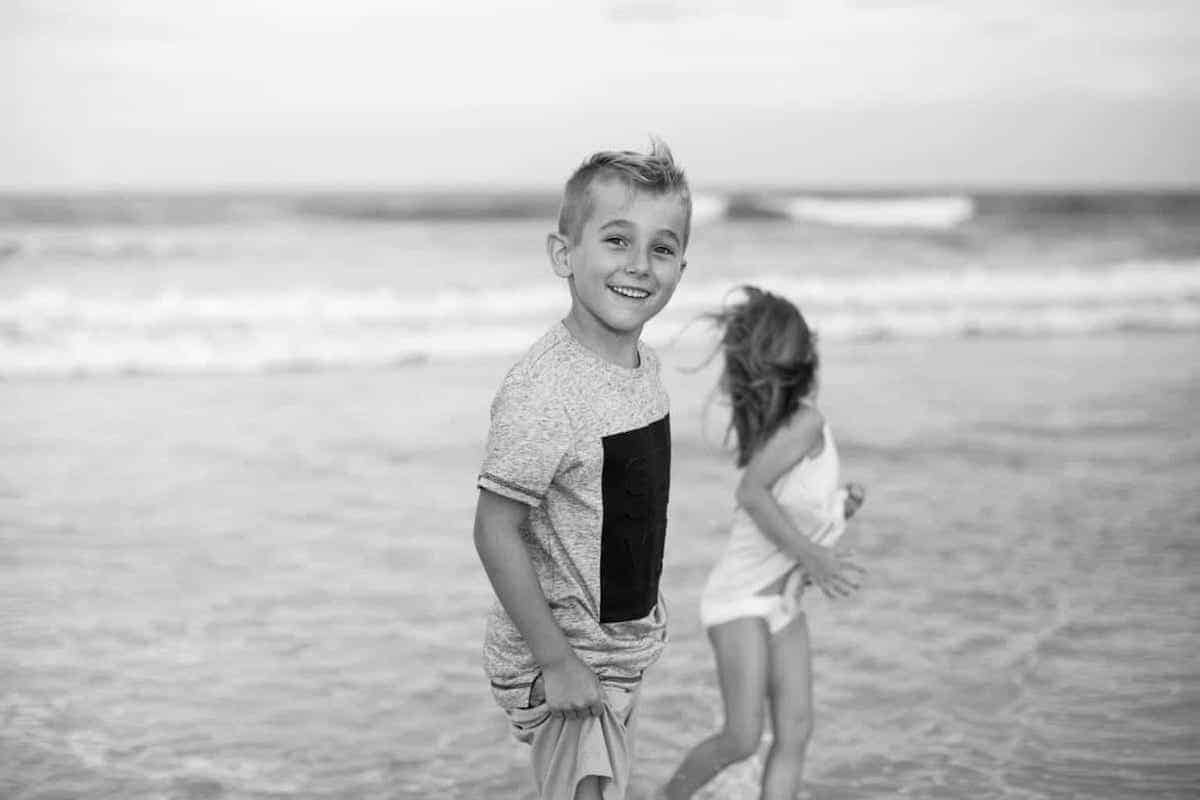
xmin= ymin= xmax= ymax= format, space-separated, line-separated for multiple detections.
xmin=760 ymin=613 xmax=814 ymax=800
xmin=660 ymin=617 xmax=771 ymax=800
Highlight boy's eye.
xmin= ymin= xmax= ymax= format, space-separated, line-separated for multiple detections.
xmin=654 ymin=245 xmax=677 ymax=257
xmin=605 ymin=236 xmax=627 ymax=247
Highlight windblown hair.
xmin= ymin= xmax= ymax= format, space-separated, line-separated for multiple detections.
xmin=557 ymin=136 xmax=692 ymax=246
xmin=710 ymin=286 xmax=820 ymax=467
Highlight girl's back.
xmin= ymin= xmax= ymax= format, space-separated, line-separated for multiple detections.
xmin=707 ymin=407 xmax=846 ymax=597
xmin=769 ymin=412 xmax=844 ymax=545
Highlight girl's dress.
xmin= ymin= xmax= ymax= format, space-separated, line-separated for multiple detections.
xmin=699 ymin=412 xmax=848 ymax=633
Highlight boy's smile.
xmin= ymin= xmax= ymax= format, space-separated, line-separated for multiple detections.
xmin=548 ymin=177 xmax=688 ymax=363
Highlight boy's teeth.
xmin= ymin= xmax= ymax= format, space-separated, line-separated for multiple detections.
xmin=611 ymin=286 xmax=650 ymax=298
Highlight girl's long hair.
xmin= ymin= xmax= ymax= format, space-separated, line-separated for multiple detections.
xmin=709 ymin=286 xmax=819 ymax=467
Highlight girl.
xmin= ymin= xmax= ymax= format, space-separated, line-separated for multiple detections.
xmin=659 ymin=286 xmax=866 ymax=800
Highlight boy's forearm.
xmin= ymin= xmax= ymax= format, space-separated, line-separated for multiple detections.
xmin=474 ymin=514 xmax=575 ymax=669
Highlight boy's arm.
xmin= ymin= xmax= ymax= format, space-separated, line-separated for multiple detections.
xmin=473 ymin=488 xmax=604 ymax=718
xmin=735 ymin=409 xmax=865 ymax=599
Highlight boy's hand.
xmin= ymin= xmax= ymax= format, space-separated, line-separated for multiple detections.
xmin=843 ymin=482 xmax=866 ymax=520
xmin=540 ymin=652 xmax=605 ymax=720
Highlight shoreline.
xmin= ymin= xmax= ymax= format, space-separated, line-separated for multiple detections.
xmin=2 ymin=326 xmax=1196 ymax=385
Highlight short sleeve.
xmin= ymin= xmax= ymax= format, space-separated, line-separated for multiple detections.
xmin=477 ymin=372 xmax=573 ymax=507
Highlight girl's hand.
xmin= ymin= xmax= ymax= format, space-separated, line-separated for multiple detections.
xmin=803 ymin=545 xmax=866 ymax=599
xmin=843 ymin=482 xmax=866 ymax=519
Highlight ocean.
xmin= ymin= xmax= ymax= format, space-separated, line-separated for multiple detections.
xmin=1 ymin=190 xmax=1198 ymax=798
xmin=2 ymin=190 xmax=1199 ymax=378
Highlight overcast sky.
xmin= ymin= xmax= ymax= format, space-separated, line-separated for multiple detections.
xmin=4 ymin=0 xmax=1199 ymax=190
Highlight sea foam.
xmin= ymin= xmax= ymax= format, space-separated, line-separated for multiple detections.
xmin=778 ymin=195 xmax=975 ymax=229
xmin=2 ymin=260 xmax=1197 ymax=378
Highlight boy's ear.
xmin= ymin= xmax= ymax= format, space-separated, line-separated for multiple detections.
xmin=546 ymin=232 xmax=572 ymax=278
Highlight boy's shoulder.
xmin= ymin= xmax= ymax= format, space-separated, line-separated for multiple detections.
xmin=492 ymin=325 xmax=666 ymax=422
xmin=502 ymin=324 xmax=663 ymax=387
xmin=501 ymin=324 xmax=579 ymax=390
xmin=491 ymin=325 xmax=582 ymax=420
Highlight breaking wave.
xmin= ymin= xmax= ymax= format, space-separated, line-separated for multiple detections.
xmin=2 ymin=260 xmax=1197 ymax=378
xmin=766 ymin=195 xmax=975 ymax=229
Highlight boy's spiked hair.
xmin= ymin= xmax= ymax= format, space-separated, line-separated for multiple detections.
xmin=557 ymin=136 xmax=692 ymax=247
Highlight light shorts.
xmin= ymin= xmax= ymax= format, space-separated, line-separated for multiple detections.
xmin=699 ymin=568 xmax=807 ymax=635
xmin=504 ymin=675 xmax=642 ymax=800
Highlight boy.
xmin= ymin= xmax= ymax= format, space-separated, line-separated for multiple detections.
xmin=474 ymin=138 xmax=692 ymax=800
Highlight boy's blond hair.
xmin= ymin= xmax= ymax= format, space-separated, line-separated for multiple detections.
xmin=557 ymin=136 xmax=693 ymax=247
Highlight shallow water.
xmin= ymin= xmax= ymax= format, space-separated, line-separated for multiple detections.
xmin=2 ymin=333 xmax=1198 ymax=798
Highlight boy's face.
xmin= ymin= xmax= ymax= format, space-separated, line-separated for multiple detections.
xmin=550 ymin=177 xmax=688 ymax=338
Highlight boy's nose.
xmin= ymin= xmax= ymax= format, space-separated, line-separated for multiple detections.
xmin=624 ymin=250 xmax=650 ymax=274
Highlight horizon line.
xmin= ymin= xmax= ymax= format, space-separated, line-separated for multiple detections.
xmin=2 ymin=181 xmax=1200 ymax=197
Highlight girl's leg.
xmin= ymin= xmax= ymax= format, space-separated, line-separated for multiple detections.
xmin=760 ymin=613 xmax=814 ymax=800
xmin=660 ymin=617 xmax=770 ymax=800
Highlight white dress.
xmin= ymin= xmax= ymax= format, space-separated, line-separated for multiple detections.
xmin=699 ymin=416 xmax=847 ymax=633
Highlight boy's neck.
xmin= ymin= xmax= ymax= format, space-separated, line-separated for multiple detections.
xmin=562 ymin=312 xmax=642 ymax=369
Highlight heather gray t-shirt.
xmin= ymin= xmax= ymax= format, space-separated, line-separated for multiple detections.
xmin=478 ymin=322 xmax=671 ymax=710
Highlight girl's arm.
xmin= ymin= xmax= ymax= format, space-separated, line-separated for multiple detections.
xmin=735 ymin=407 xmax=864 ymax=598
xmin=473 ymin=489 xmax=604 ymax=718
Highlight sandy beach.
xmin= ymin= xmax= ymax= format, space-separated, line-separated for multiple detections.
xmin=3 ymin=330 xmax=1198 ymax=799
